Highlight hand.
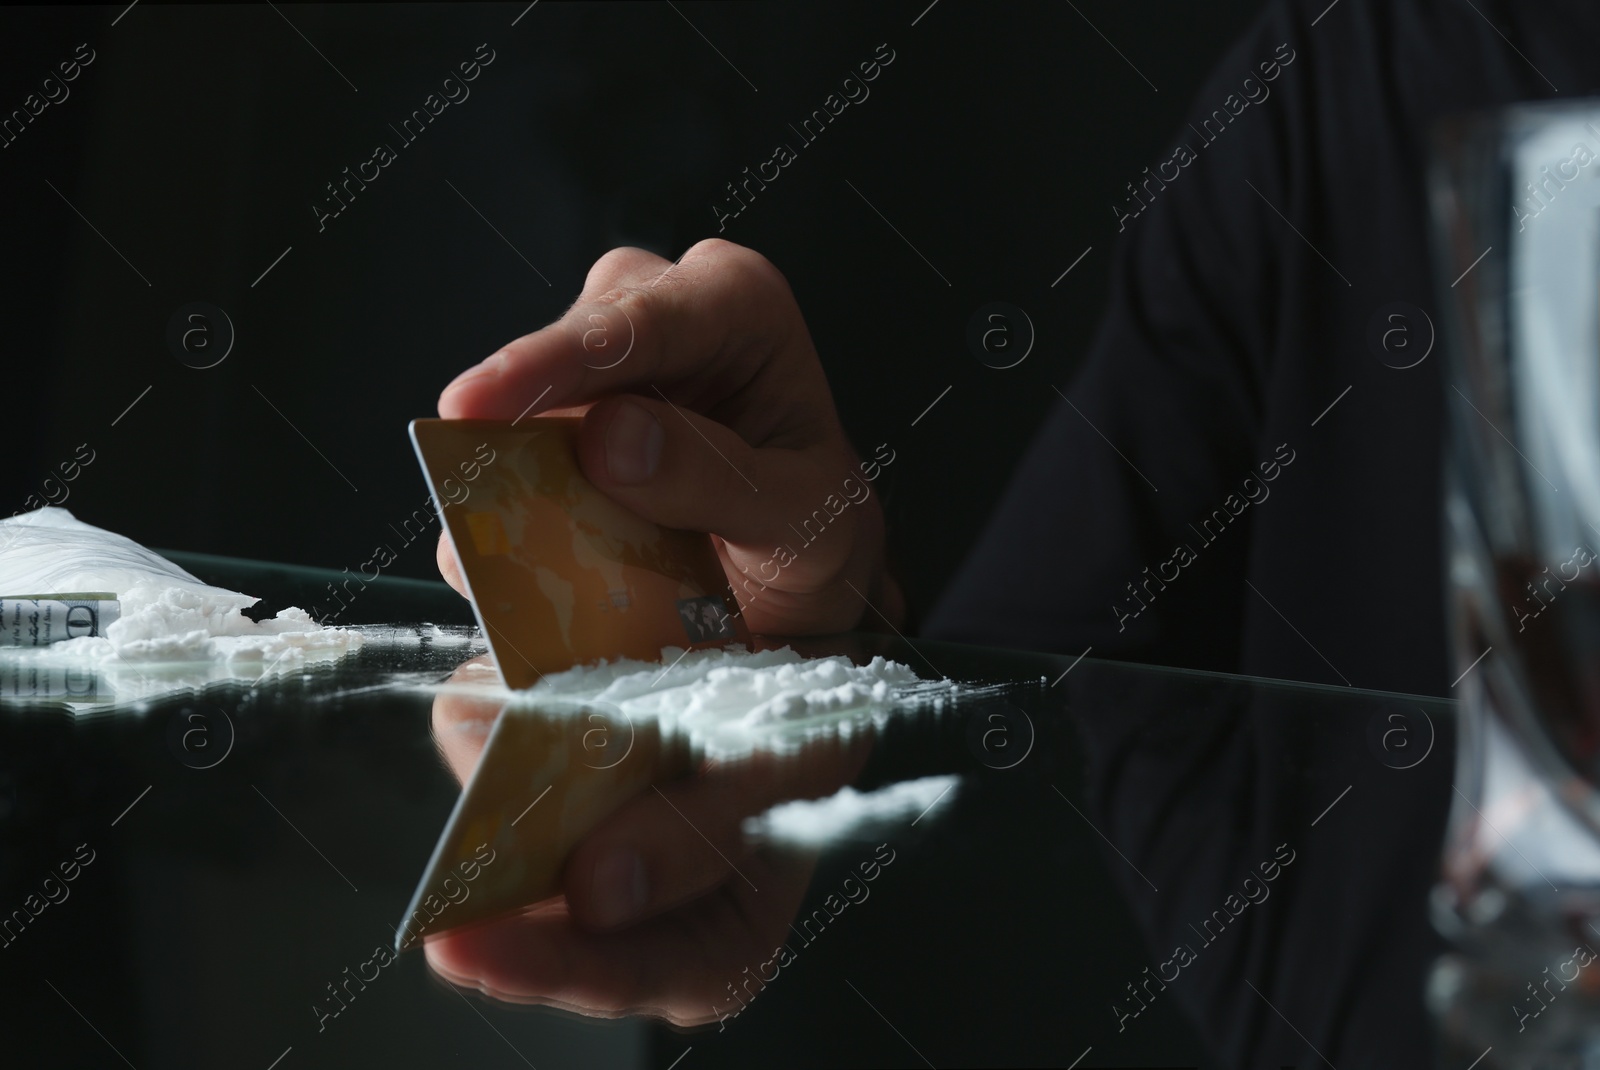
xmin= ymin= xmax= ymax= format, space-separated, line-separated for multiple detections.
xmin=436 ymin=239 xmax=904 ymax=636
xmin=426 ymin=674 xmax=874 ymax=1024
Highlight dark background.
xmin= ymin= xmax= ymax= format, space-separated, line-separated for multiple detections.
xmin=1 ymin=0 xmax=1266 ymax=632
xmin=0 ymin=3 xmax=1279 ymax=1067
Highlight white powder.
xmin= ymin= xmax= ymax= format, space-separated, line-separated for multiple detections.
xmin=529 ymin=645 xmax=925 ymax=725
xmin=0 ymin=507 xmax=361 ymax=669
xmin=430 ymin=642 xmax=969 ymax=760
xmin=438 ymin=645 xmax=970 ymax=835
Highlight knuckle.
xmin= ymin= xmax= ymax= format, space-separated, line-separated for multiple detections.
xmin=686 ymin=238 xmax=786 ymax=292
xmin=568 ymin=285 xmax=653 ymax=374
xmin=683 ymin=236 xmax=742 ymax=262
xmin=585 ymin=284 xmax=654 ymax=338
xmin=584 ymin=246 xmax=664 ymax=291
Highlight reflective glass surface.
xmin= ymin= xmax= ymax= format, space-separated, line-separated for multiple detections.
xmin=0 ymin=554 xmax=1456 ymax=1068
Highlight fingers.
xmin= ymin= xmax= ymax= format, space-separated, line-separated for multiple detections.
xmin=437 ymin=239 xmax=822 ymax=429
xmin=424 ymin=848 xmax=816 ymax=1025
xmin=571 ymin=393 xmax=859 ymax=581
xmin=436 ymin=532 xmax=466 ymax=596
xmin=562 ymin=733 xmax=872 ymax=932
xmin=429 ymin=689 xmax=498 ymax=786
xmin=424 ymin=898 xmax=672 ymax=1021
xmin=424 ymin=911 xmax=737 ymax=1025
xmin=432 ymin=238 xmax=886 ymax=636
xmin=434 ymin=394 xmax=862 ymax=610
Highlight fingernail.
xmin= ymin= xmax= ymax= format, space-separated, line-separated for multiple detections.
xmin=590 ymin=849 xmax=647 ymax=927
xmin=444 ymin=352 xmax=506 ymax=393
xmin=605 ymin=400 xmax=663 ymax=485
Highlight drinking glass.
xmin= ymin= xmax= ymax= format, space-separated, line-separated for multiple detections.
xmin=1431 ymin=99 xmax=1600 ymax=1068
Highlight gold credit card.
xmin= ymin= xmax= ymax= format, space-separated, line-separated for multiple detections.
xmin=409 ymin=418 xmax=749 ymax=687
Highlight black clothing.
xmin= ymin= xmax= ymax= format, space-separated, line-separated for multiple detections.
xmin=926 ymin=0 xmax=1600 ymax=699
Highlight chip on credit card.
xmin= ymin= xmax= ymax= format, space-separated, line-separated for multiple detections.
xmin=409 ymin=418 xmax=749 ymax=687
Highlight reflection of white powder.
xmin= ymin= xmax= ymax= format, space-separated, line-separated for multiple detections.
xmin=743 ymin=775 xmax=959 ymax=845
xmin=0 ymin=508 xmax=361 ymax=668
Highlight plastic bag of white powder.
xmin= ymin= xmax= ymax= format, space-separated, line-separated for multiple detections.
xmin=0 ymin=507 xmax=360 ymax=665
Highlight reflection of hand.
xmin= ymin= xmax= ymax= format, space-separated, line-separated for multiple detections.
xmin=425 ymin=833 xmax=818 ymax=1026
xmin=426 ymin=680 xmax=873 ymax=1024
xmin=435 ymin=239 xmax=904 ymax=637
xmin=429 ymin=654 xmax=504 ymax=784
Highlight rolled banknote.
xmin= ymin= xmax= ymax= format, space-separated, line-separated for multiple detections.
xmin=0 ymin=594 xmax=121 ymax=647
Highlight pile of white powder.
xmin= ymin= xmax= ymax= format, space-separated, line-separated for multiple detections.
xmin=437 ymin=642 xmax=967 ymax=760
xmin=529 ymin=644 xmax=927 ymax=724
xmin=0 ymin=507 xmax=361 ymax=669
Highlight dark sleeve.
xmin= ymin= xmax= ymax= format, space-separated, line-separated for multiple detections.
xmin=921 ymin=1 xmax=1306 ymax=675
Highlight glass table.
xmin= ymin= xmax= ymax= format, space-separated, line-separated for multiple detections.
xmin=0 ymin=554 xmax=1459 ymax=1068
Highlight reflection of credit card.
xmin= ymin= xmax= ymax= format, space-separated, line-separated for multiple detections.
xmin=409 ymin=418 xmax=748 ymax=687
xmin=394 ymin=698 xmax=692 ymax=950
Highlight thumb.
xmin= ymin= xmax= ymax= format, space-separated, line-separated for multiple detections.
xmin=573 ymin=394 xmax=865 ymax=590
